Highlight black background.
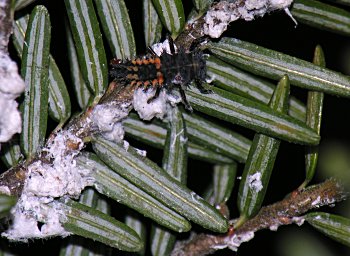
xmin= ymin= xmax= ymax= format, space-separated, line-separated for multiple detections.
xmin=2 ymin=1 xmax=350 ymax=255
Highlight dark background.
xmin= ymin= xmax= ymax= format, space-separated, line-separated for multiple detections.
xmin=2 ymin=0 xmax=350 ymax=255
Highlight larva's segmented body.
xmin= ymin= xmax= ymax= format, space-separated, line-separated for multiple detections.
xmin=109 ymin=40 xmax=208 ymax=111
xmin=110 ymin=55 xmax=165 ymax=89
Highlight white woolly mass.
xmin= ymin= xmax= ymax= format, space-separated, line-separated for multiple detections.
xmin=24 ymin=160 xmax=92 ymax=198
xmin=123 ymin=140 xmax=130 ymax=151
xmin=311 ymin=195 xmax=322 ymax=206
xmin=0 ymin=55 xmax=25 ymax=95
xmin=269 ymin=224 xmax=279 ymax=231
xmin=0 ymin=186 xmax=11 ymax=195
xmin=203 ymin=0 xmax=294 ymax=38
xmin=3 ymin=198 xmax=70 ymax=241
xmin=102 ymin=122 xmax=126 ymax=143
xmin=0 ymin=54 xmax=25 ymax=143
xmin=248 ymin=172 xmax=263 ymax=193
xmin=292 ymin=216 xmax=305 ymax=226
xmin=91 ymin=102 xmax=132 ymax=143
xmin=225 ymin=231 xmax=255 ymax=251
xmin=0 ymin=99 xmax=22 ymax=142
xmin=166 ymin=92 xmax=182 ymax=107
xmin=44 ymin=131 xmax=83 ymax=164
xmin=135 ymin=148 xmax=147 ymax=157
xmin=151 ymin=39 xmax=175 ymax=56
xmin=204 ymin=5 xmax=239 ymax=38
xmin=269 ymin=0 xmax=294 ymax=10
xmin=133 ymin=88 xmax=168 ymax=121
xmin=2 ymin=131 xmax=94 ymax=241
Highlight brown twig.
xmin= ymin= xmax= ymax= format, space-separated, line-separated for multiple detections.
xmin=172 ymin=179 xmax=347 ymax=256
xmin=0 ymin=82 xmax=136 ymax=197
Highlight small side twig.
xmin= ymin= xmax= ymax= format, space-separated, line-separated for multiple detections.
xmin=175 ymin=0 xmax=294 ymax=50
xmin=172 ymin=179 xmax=347 ymax=256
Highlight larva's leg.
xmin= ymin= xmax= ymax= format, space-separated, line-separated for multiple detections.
xmin=147 ymin=86 xmax=162 ymax=104
xmin=196 ymin=80 xmax=212 ymax=94
xmin=179 ymin=87 xmax=193 ymax=112
xmin=167 ymin=35 xmax=176 ymax=55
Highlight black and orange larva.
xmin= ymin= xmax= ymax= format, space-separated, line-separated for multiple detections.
xmin=109 ymin=39 xmax=210 ymax=111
